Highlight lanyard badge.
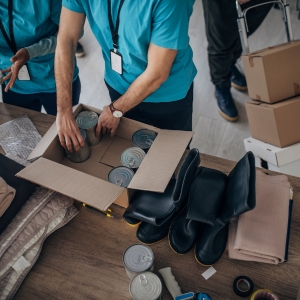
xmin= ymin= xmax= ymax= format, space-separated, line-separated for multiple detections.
xmin=0 ymin=0 xmax=31 ymax=81
xmin=108 ymin=0 xmax=125 ymax=75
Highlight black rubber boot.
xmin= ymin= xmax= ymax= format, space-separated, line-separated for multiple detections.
xmin=215 ymin=86 xmax=238 ymax=122
xmin=169 ymin=167 xmax=227 ymax=255
xmin=231 ymin=65 xmax=247 ymax=91
xmin=195 ymin=152 xmax=256 ymax=266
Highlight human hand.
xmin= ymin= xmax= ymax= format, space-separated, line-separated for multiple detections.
xmin=56 ymin=110 xmax=85 ymax=152
xmin=1 ymin=48 xmax=30 ymax=92
xmin=96 ymin=105 xmax=120 ymax=137
xmin=238 ymin=0 xmax=250 ymax=4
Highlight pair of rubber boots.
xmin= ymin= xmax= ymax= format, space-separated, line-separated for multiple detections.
xmin=169 ymin=152 xmax=256 ymax=265
xmin=123 ymin=149 xmax=200 ymax=244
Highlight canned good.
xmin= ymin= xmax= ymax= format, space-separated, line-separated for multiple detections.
xmin=65 ymin=129 xmax=91 ymax=163
xmin=0 ymin=71 xmax=4 ymax=85
xmin=76 ymin=111 xmax=102 ymax=146
xmin=123 ymin=244 xmax=154 ymax=280
xmin=108 ymin=166 xmax=135 ymax=188
xmin=130 ymin=272 xmax=162 ymax=300
xmin=120 ymin=147 xmax=146 ymax=169
xmin=132 ymin=129 xmax=157 ymax=151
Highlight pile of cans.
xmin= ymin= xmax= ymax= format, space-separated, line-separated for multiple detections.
xmin=65 ymin=111 xmax=102 ymax=163
xmin=108 ymin=129 xmax=157 ymax=188
xmin=123 ymin=244 xmax=162 ymax=300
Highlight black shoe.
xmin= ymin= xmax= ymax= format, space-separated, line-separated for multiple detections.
xmin=195 ymin=152 xmax=256 ymax=266
xmin=76 ymin=42 xmax=85 ymax=58
xmin=215 ymin=86 xmax=238 ymax=122
xmin=231 ymin=65 xmax=247 ymax=91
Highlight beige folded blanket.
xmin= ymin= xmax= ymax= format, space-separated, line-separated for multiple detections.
xmin=228 ymin=170 xmax=291 ymax=264
xmin=0 ymin=177 xmax=16 ymax=217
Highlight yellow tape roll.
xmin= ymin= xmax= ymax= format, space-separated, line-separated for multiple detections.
xmin=250 ymin=289 xmax=279 ymax=300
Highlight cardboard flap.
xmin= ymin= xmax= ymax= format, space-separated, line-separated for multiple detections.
xmin=28 ymin=122 xmax=58 ymax=160
xmin=16 ymin=158 xmax=125 ymax=211
xmin=128 ymin=130 xmax=193 ymax=192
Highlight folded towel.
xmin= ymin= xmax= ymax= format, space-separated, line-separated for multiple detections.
xmin=228 ymin=170 xmax=291 ymax=264
xmin=0 ymin=177 xmax=16 ymax=217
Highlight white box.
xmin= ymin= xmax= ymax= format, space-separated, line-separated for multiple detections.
xmin=244 ymin=137 xmax=300 ymax=178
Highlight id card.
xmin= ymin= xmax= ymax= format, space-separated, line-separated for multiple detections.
xmin=110 ymin=50 xmax=123 ymax=75
xmin=18 ymin=65 xmax=31 ymax=81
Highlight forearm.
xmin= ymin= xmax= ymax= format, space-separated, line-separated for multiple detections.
xmin=113 ymin=70 xmax=166 ymax=113
xmin=55 ymin=35 xmax=77 ymax=113
xmin=25 ymin=36 xmax=57 ymax=59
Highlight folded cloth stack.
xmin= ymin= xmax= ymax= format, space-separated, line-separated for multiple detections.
xmin=228 ymin=170 xmax=291 ymax=264
xmin=0 ymin=187 xmax=79 ymax=300
xmin=0 ymin=177 xmax=16 ymax=217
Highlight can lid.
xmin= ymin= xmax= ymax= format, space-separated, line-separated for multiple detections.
xmin=132 ymin=129 xmax=157 ymax=149
xmin=108 ymin=167 xmax=134 ymax=187
xmin=130 ymin=272 xmax=162 ymax=300
xmin=123 ymin=244 xmax=154 ymax=273
xmin=120 ymin=147 xmax=145 ymax=168
xmin=79 ymin=129 xmax=87 ymax=140
xmin=76 ymin=111 xmax=98 ymax=129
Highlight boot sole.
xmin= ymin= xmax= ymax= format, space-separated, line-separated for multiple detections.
xmin=231 ymin=82 xmax=247 ymax=91
xmin=218 ymin=110 xmax=238 ymax=122
xmin=124 ymin=220 xmax=142 ymax=227
xmin=194 ymin=246 xmax=213 ymax=267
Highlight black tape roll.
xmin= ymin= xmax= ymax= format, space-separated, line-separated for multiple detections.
xmin=233 ymin=276 xmax=254 ymax=297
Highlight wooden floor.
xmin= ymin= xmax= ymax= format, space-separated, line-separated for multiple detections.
xmin=0 ymin=0 xmax=299 ymax=163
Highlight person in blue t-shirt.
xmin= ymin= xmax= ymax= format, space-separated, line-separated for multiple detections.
xmin=0 ymin=0 xmax=80 ymax=115
xmin=55 ymin=0 xmax=197 ymax=152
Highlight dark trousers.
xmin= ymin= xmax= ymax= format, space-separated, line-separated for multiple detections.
xmin=2 ymin=76 xmax=81 ymax=116
xmin=105 ymin=81 xmax=194 ymax=131
xmin=202 ymin=0 xmax=273 ymax=88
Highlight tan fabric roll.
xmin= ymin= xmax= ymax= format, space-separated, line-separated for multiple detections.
xmin=0 ymin=177 xmax=16 ymax=217
xmin=228 ymin=170 xmax=291 ymax=264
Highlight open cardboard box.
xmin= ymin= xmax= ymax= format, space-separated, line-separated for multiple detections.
xmin=16 ymin=104 xmax=193 ymax=211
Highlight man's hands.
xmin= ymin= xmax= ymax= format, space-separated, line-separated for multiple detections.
xmin=238 ymin=0 xmax=250 ymax=4
xmin=96 ymin=105 xmax=120 ymax=137
xmin=1 ymin=48 xmax=30 ymax=92
xmin=56 ymin=110 xmax=85 ymax=152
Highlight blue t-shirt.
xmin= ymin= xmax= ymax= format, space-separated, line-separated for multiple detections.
xmin=63 ymin=0 xmax=197 ymax=102
xmin=0 ymin=0 xmax=78 ymax=94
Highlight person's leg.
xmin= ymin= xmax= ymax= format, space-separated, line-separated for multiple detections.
xmin=139 ymin=83 xmax=194 ymax=131
xmin=1 ymin=85 xmax=42 ymax=112
xmin=41 ymin=76 xmax=81 ymax=116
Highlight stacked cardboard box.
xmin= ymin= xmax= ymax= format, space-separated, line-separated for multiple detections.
xmin=244 ymin=40 xmax=300 ymax=177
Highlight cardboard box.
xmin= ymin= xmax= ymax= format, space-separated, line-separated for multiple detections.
xmin=243 ymin=40 xmax=300 ymax=103
xmin=16 ymin=104 xmax=193 ymax=211
xmin=245 ymin=96 xmax=300 ymax=148
xmin=244 ymin=137 xmax=300 ymax=177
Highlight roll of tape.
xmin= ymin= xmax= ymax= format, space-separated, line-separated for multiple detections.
xmin=250 ymin=289 xmax=279 ymax=300
xmin=233 ymin=276 xmax=254 ymax=297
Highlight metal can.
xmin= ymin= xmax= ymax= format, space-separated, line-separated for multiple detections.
xmin=129 ymin=272 xmax=162 ymax=300
xmin=132 ymin=129 xmax=157 ymax=151
xmin=65 ymin=129 xmax=91 ymax=163
xmin=123 ymin=244 xmax=154 ymax=280
xmin=0 ymin=71 xmax=4 ymax=85
xmin=120 ymin=147 xmax=146 ymax=169
xmin=108 ymin=166 xmax=135 ymax=188
xmin=76 ymin=111 xmax=102 ymax=146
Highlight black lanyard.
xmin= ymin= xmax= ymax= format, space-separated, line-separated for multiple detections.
xmin=0 ymin=0 xmax=17 ymax=55
xmin=107 ymin=0 xmax=125 ymax=51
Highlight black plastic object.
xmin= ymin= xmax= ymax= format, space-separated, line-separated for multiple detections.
xmin=233 ymin=276 xmax=254 ymax=297
xmin=0 ymin=154 xmax=37 ymax=234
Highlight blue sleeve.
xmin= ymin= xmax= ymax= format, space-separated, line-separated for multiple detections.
xmin=50 ymin=0 xmax=63 ymax=26
xmin=151 ymin=0 xmax=195 ymax=50
xmin=62 ymin=0 xmax=85 ymax=14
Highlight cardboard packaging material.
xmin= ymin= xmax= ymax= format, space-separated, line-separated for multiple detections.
xmin=16 ymin=104 xmax=193 ymax=211
xmin=245 ymin=96 xmax=300 ymax=148
xmin=243 ymin=40 xmax=300 ymax=103
xmin=244 ymin=138 xmax=300 ymax=178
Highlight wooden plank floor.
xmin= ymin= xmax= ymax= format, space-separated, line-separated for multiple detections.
xmin=0 ymin=0 xmax=299 ymax=163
